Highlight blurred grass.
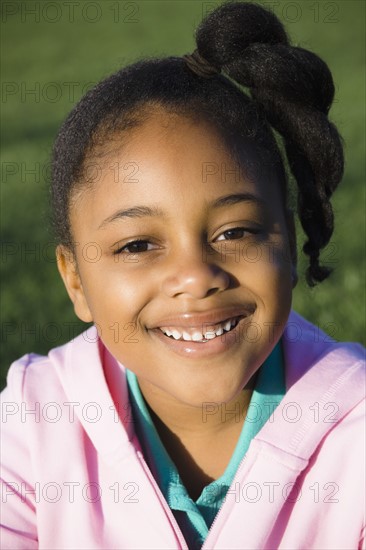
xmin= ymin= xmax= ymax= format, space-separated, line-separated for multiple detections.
xmin=1 ymin=0 xmax=365 ymax=390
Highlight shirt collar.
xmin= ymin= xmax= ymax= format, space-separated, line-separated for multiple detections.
xmin=126 ymin=339 xmax=286 ymax=508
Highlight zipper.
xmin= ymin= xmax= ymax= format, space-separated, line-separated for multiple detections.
xmin=202 ymin=453 xmax=249 ymax=549
xmin=137 ymin=446 xmax=251 ymax=549
xmin=136 ymin=447 xmax=251 ymax=549
xmin=136 ymin=450 xmax=189 ymax=550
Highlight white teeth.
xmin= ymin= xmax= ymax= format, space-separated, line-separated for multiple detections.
xmin=159 ymin=316 xmax=241 ymax=342
xmin=224 ymin=320 xmax=231 ymax=331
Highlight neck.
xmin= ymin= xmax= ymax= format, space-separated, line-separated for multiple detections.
xmin=137 ymin=375 xmax=256 ymax=440
xmin=137 ymin=375 xmax=256 ymax=496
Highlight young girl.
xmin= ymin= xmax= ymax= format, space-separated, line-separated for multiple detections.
xmin=1 ymin=2 xmax=365 ymax=549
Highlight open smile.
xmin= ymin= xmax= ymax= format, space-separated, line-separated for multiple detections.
xmin=149 ymin=307 xmax=255 ymax=358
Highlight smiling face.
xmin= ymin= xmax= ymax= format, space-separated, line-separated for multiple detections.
xmin=57 ymin=108 xmax=295 ymax=409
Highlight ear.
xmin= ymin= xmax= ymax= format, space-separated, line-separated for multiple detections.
xmin=285 ymin=210 xmax=298 ymax=289
xmin=56 ymin=245 xmax=93 ymax=323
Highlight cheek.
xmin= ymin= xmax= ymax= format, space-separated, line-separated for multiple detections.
xmin=262 ymin=244 xmax=293 ymax=300
xmin=235 ymin=239 xmax=292 ymax=284
xmin=234 ymin=240 xmax=293 ymax=323
xmin=77 ymin=259 xmax=153 ymax=325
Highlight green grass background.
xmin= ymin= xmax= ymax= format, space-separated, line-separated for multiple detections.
xmin=1 ymin=0 xmax=365 ymax=390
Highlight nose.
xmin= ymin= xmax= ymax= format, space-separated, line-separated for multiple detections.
xmin=161 ymin=250 xmax=230 ymax=300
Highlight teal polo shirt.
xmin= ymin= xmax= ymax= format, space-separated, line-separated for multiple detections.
xmin=126 ymin=339 xmax=285 ymax=549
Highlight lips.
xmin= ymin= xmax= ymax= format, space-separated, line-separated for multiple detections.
xmin=149 ymin=305 xmax=256 ymax=344
xmin=149 ymin=306 xmax=255 ymax=359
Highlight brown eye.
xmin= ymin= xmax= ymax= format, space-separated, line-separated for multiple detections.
xmin=225 ymin=228 xmax=245 ymax=240
xmin=116 ymin=240 xmax=153 ymax=254
xmin=216 ymin=228 xmax=247 ymax=241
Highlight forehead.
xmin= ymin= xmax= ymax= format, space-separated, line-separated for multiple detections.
xmin=126 ymin=114 xmax=241 ymax=189
xmin=72 ymin=110 xmax=284 ymax=224
xmin=134 ymin=111 xmax=275 ymax=182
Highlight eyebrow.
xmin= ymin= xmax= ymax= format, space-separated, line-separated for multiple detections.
xmin=98 ymin=193 xmax=266 ymax=229
xmin=98 ymin=206 xmax=164 ymax=229
xmin=210 ymin=192 xmax=267 ymax=209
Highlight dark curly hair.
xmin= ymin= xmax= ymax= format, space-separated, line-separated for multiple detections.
xmin=51 ymin=1 xmax=344 ymax=287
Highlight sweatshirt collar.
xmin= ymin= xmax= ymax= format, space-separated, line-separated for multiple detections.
xmin=125 ymin=340 xmax=285 ymax=519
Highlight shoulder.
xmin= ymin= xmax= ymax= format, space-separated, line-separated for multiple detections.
xmin=1 ymin=326 xmax=131 ymax=439
xmin=1 ymin=326 xmax=101 ymax=405
xmin=286 ymin=309 xmax=365 ymax=357
xmin=256 ymin=311 xmax=365 ymax=481
xmin=283 ymin=310 xmax=365 ymax=388
xmin=272 ymin=310 xmax=365 ymax=457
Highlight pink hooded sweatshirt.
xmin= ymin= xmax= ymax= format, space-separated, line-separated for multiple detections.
xmin=1 ymin=310 xmax=365 ymax=549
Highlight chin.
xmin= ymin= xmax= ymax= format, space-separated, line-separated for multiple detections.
xmin=175 ymin=369 xmax=251 ymax=409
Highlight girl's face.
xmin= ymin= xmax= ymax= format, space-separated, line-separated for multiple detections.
xmin=58 ymin=110 xmax=295 ymax=408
